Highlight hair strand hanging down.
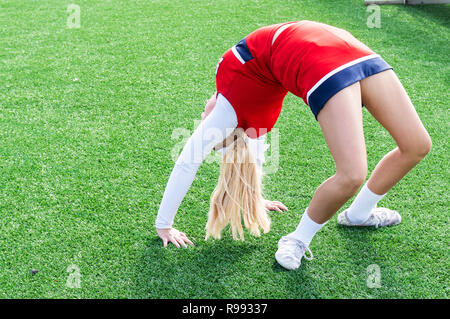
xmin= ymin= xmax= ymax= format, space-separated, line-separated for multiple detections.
xmin=205 ymin=128 xmax=270 ymax=241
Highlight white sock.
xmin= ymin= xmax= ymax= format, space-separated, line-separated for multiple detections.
xmin=346 ymin=183 xmax=386 ymax=224
xmin=287 ymin=209 xmax=326 ymax=247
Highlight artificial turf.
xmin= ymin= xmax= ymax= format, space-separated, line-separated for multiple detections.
xmin=0 ymin=0 xmax=448 ymax=298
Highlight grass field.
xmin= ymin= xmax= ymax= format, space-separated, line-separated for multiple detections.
xmin=0 ymin=0 xmax=448 ymax=298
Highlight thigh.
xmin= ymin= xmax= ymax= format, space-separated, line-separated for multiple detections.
xmin=360 ymin=70 xmax=431 ymax=153
xmin=317 ymin=82 xmax=367 ymax=175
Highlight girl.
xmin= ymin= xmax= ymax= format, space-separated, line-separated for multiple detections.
xmin=155 ymin=21 xmax=431 ymax=270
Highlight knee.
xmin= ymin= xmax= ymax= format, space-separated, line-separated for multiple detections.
xmin=417 ymin=134 xmax=432 ymax=158
xmin=401 ymin=133 xmax=432 ymax=162
xmin=337 ymin=168 xmax=367 ymax=194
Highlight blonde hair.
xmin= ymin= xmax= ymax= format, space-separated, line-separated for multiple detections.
xmin=205 ymin=128 xmax=270 ymax=241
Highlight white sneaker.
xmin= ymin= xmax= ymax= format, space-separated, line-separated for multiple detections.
xmin=338 ymin=207 xmax=402 ymax=228
xmin=275 ymin=236 xmax=313 ymax=270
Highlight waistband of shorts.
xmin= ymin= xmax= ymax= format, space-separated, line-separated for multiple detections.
xmin=308 ymin=55 xmax=393 ymax=120
xmin=271 ymin=21 xmax=299 ymax=47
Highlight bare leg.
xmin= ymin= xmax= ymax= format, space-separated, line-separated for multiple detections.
xmin=275 ymin=86 xmax=368 ymax=269
xmin=360 ymin=70 xmax=432 ymax=195
xmin=307 ymin=82 xmax=368 ymax=224
xmin=275 ymin=71 xmax=432 ymax=269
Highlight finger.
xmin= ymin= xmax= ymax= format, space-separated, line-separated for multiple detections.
xmin=175 ymin=236 xmax=188 ymax=248
xmin=272 ymin=201 xmax=283 ymax=206
xmin=163 ymin=238 xmax=168 ymax=248
xmin=274 ymin=206 xmax=283 ymax=212
xmin=182 ymin=236 xmax=194 ymax=246
xmin=169 ymin=237 xmax=180 ymax=248
xmin=179 ymin=233 xmax=193 ymax=245
xmin=274 ymin=202 xmax=289 ymax=210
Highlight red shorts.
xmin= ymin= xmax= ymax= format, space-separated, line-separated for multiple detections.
xmin=216 ymin=21 xmax=393 ymax=138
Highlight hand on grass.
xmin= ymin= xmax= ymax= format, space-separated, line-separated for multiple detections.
xmin=157 ymin=228 xmax=194 ymax=248
xmin=264 ymin=200 xmax=288 ymax=212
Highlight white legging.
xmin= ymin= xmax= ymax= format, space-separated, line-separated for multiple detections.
xmin=155 ymin=94 xmax=239 ymax=229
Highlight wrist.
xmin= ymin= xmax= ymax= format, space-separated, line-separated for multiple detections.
xmin=155 ymin=221 xmax=172 ymax=229
xmin=156 ymin=227 xmax=171 ymax=231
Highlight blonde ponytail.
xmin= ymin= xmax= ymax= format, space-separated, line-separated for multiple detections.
xmin=205 ymin=128 xmax=270 ymax=241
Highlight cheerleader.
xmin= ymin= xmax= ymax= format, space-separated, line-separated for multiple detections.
xmin=155 ymin=21 xmax=431 ymax=270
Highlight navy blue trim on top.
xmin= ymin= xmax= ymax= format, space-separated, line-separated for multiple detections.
xmin=308 ymin=57 xmax=393 ymax=120
xmin=235 ymin=37 xmax=254 ymax=63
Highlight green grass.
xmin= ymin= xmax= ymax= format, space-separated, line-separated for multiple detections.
xmin=0 ymin=0 xmax=448 ymax=298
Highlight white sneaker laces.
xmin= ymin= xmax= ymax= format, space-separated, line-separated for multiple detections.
xmin=283 ymin=237 xmax=314 ymax=261
xmin=370 ymin=210 xmax=389 ymax=228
